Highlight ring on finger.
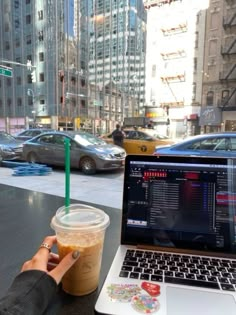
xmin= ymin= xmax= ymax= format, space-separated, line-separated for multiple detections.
xmin=39 ymin=242 xmax=51 ymax=252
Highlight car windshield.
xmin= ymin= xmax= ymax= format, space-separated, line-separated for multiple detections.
xmin=74 ymin=133 xmax=107 ymax=146
xmin=143 ymin=129 xmax=168 ymax=139
xmin=0 ymin=132 xmax=16 ymax=141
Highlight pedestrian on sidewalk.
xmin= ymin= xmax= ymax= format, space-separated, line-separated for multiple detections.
xmin=111 ymin=124 xmax=126 ymax=148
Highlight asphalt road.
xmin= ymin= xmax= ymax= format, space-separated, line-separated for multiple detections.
xmin=0 ymin=165 xmax=124 ymax=210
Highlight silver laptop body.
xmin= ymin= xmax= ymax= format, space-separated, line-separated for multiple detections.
xmin=95 ymin=155 xmax=236 ymax=315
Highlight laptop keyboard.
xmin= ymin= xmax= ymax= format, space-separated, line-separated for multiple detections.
xmin=119 ymin=249 xmax=236 ymax=291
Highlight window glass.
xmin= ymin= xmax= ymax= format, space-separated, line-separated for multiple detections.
xmin=230 ymin=138 xmax=236 ymax=151
xmin=187 ymin=138 xmax=226 ymax=150
xmin=53 ymin=135 xmax=65 ymax=145
xmin=39 ymin=135 xmax=54 ymax=144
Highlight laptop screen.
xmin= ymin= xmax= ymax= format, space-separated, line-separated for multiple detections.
xmin=122 ymin=155 xmax=236 ymax=255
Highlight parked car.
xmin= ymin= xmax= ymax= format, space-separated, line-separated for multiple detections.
xmin=154 ymin=132 xmax=236 ymax=157
xmin=0 ymin=131 xmax=24 ymax=161
xmin=15 ymin=128 xmax=54 ymax=141
xmin=101 ymin=128 xmax=175 ymax=155
xmin=22 ymin=131 xmax=126 ymax=175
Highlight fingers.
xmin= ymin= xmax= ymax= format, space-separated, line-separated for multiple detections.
xmin=21 ymin=236 xmax=57 ymax=272
xmin=38 ymin=235 xmax=57 ymax=254
xmin=49 ymin=251 xmax=80 ymax=284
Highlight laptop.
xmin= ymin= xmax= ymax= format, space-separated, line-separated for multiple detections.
xmin=95 ymin=154 xmax=236 ymax=315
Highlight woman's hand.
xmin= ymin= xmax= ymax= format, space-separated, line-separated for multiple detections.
xmin=21 ymin=235 xmax=79 ymax=284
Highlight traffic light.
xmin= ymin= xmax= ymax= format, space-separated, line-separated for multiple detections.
xmin=31 ymin=70 xmax=36 ymax=83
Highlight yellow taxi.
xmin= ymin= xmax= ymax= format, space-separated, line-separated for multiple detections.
xmin=101 ymin=128 xmax=175 ymax=155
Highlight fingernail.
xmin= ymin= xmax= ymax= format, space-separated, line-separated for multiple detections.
xmin=72 ymin=251 xmax=80 ymax=259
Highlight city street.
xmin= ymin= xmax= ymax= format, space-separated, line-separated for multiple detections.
xmin=0 ymin=165 xmax=124 ymax=210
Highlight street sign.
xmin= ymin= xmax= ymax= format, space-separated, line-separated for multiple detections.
xmin=0 ymin=67 xmax=13 ymax=77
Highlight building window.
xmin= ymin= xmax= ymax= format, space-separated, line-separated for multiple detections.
xmin=192 ymin=83 xmax=196 ymax=101
xmin=209 ymin=39 xmax=217 ymax=56
xmin=14 ymin=0 xmax=19 ymax=8
xmin=194 ymin=57 xmax=197 ymax=72
xmin=28 ymin=96 xmax=33 ymax=105
xmin=7 ymin=98 xmax=12 ymax=106
xmin=15 ymin=38 xmax=20 ymax=47
xmin=195 ymin=32 xmax=199 ymax=48
xmin=16 ymin=77 xmax=22 ymax=85
xmin=152 ymin=65 xmax=156 ymax=78
xmin=210 ymin=12 xmax=219 ymax=29
xmin=39 ymin=52 xmax=44 ymax=61
xmin=27 ymin=54 xmax=32 ymax=62
xmin=222 ymin=89 xmax=229 ymax=103
xmin=4 ymin=23 xmax=10 ymax=32
xmin=39 ymin=73 xmax=44 ymax=82
xmin=38 ymin=31 xmax=44 ymax=41
xmin=26 ymin=35 xmax=31 ymax=45
xmin=206 ymin=91 xmax=214 ymax=105
xmin=40 ymin=100 xmax=45 ymax=104
xmin=17 ymin=98 xmax=22 ymax=106
xmin=26 ymin=15 xmax=31 ymax=24
xmin=26 ymin=0 xmax=30 ymax=4
xmin=38 ymin=10 xmax=43 ymax=20
xmin=27 ymin=74 xmax=32 ymax=84
xmin=15 ymin=19 xmax=20 ymax=28
xmin=5 ymin=41 xmax=10 ymax=50
xmin=7 ymin=78 xmax=11 ymax=86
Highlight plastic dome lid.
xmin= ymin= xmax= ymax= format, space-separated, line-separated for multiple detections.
xmin=51 ymin=204 xmax=110 ymax=232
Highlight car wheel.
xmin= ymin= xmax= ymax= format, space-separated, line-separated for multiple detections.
xmin=79 ymin=157 xmax=96 ymax=175
xmin=27 ymin=152 xmax=39 ymax=163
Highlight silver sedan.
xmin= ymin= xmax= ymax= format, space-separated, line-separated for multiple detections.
xmin=22 ymin=131 xmax=126 ymax=175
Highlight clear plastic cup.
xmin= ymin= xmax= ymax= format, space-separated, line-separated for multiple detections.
xmin=51 ymin=204 xmax=110 ymax=296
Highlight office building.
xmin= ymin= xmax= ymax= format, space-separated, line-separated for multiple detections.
xmin=200 ymin=0 xmax=236 ymax=132
xmin=87 ymin=0 xmax=147 ymax=132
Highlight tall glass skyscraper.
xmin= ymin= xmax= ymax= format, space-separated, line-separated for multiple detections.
xmin=87 ymin=0 xmax=147 ymax=129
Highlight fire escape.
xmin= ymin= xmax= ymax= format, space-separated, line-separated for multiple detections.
xmin=144 ymin=0 xmax=182 ymax=9
xmin=159 ymin=18 xmax=187 ymax=108
xmin=220 ymin=9 xmax=236 ymax=110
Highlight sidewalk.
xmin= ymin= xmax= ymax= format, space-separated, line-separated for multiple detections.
xmin=0 ymin=166 xmax=124 ymax=209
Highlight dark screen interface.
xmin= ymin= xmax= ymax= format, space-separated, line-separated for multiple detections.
xmin=124 ymin=161 xmax=236 ymax=253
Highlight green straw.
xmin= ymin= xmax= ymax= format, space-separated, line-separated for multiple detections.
xmin=64 ymin=137 xmax=70 ymax=209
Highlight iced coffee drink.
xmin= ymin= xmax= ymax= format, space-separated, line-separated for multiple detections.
xmin=51 ymin=204 xmax=110 ymax=296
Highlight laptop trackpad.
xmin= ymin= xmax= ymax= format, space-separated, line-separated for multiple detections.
xmin=167 ymin=286 xmax=236 ymax=315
